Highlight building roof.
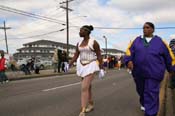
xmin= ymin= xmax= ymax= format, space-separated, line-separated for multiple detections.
xmin=13 ymin=52 xmax=53 ymax=56
xmin=17 ymin=47 xmax=56 ymax=51
xmin=23 ymin=39 xmax=76 ymax=48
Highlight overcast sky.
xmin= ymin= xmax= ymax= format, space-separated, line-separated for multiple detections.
xmin=0 ymin=0 xmax=175 ymax=54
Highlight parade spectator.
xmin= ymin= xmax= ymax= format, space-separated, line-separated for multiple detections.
xmin=10 ymin=60 xmax=18 ymax=71
xmin=118 ymin=58 xmax=121 ymax=70
xmin=108 ymin=56 xmax=112 ymax=69
xmin=103 ymin=56 xmax=108 ymax=70
xmin=62 ymin=51 xmax=68 ymax=72
xmin=34 ymin=61 xmax=40 ymax=74
xmin=69 ymin=25 xmax=105 ymax=116
xmin=52 ymin=48 xmax=58 ymax=73
xmin=124 ymin=22 xmax=175 ymax=116
xmin=0 ymin=50 xmax=9 ymax=83
xmin=57 ymin=49 xmax=62 ymax=73
xmin=21 ymin=64 xmax=31 ymax=75
xmin=30 ymin=58 xmax=35 ymax=72
xmin=169 ymin=38 xmax=175 ymax=89
xmin=111 ymin=56 xmax=115 ymax=68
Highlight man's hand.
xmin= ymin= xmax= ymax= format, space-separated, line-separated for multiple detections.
xmin=127 ymin=61 xmax=134 ymax=70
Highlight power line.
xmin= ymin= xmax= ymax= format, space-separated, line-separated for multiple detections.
xmin=156 ymin=27 xmax=175 ymax=29
xmin=21 ymin=7 xmax=65 ymax=26
xmin=9 ymin=28 xmax=66 ymax=40
xmin=10 ymin=8 xmax=66 ymax=37
xmin=0 ymin=5 xmax=66 ymax=25
xmin=0 ymin=5 xmax=66 ymax=23
xmin=0 ymin=7 xmax=63 ymax=25
xmin=95 ymin=26 xmax=175 ymax=30
xmin=70 ymin=25 xmax=175 ymax=30
xmin=94 ymin=27 xmax=142 ymax=30
xmin=11 ymin=23 xmax=63 ymax=37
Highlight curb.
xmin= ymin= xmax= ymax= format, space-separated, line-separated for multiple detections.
xmin=172 ymin=89 xmax=175 ymax=115
xmin=158 ymin=73 xmax=168 ymax=116
xmin=7 ymin=68 xmax=119 ymax=82
xmin=165 ymin=88 xmax=174 ymax=116
xmin=158 ymin=72 xmax=175 ymax=116
xmin=8 ymin=71 xmax=76 ymax=81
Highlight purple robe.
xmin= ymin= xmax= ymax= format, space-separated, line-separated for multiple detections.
xmin=124 ymin=35 xmax=175 ymax=116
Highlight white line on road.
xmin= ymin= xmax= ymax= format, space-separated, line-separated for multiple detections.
xmin=42 ymin=82 xmax=81 ymax=92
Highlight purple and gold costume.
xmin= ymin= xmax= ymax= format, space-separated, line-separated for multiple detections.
xmin=124 ymin=35 xmax=175 ymax=116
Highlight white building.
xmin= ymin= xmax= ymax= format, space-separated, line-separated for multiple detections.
xmin=13 ymin=40 xmax=76 ymax=61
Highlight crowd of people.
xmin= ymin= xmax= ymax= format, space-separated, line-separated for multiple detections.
xmin=103 ymin=56 xmax=124 ymax=70
xmin=11 ymin=57 xmax=40 ymax=75
xmin=52 ymin=49 xmax=69 ymax=73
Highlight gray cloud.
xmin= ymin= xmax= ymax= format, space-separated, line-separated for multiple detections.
xmin=109 ymin=0 xmax=175 ymax=12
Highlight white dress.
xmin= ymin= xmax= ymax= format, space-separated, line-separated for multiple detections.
xmin=76 ymin=39 xmax=100 ymax=77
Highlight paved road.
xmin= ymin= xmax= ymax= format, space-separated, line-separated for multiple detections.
xmin=0 ymin=69 xmax=144 ymax=116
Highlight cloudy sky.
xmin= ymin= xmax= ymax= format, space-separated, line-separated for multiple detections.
xmin=0 ymin=0 xmax=175 ymax=54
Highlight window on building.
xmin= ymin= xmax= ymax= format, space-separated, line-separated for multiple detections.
xmin=39 ymin=45 xmax=47 ymax=47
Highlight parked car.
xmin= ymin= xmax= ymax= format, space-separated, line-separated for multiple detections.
xmin=17 ymin=59 xmax=27 ymax=66
xmin=34 ymin=60 xmax=52 ymax=70
xmin=16 ymin=58 xmax=52 ymax=70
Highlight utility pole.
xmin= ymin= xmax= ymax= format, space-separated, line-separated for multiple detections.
xmin=0 ymin=21 xmax=11 ymax=54
xmin=60 ymin=0 xmax=74 ymax=57
xmin=103 ymin=36 xmax=107 ymax=58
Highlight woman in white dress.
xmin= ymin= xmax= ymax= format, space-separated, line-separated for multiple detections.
xmin=69 ymin=25 xmax=104 ymax=116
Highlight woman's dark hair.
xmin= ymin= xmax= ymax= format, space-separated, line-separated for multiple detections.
xmin=145 ymin=22 xmax=155 ymax=30
xmin=81 ymin=25 xmax=94 ymax=34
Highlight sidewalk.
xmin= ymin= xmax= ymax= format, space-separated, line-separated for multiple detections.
xmin=164 ymin=79 xmax=175 ymax=116
xmin=158 ymin=73 xmax=168 ymax=116
xmin=6 ymin=68 xmax=76 ymax=81
xmin=158 ymin=72 xmax=175 ymax=116
xmin=5 ymin=68 xmax=116 ymax=81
